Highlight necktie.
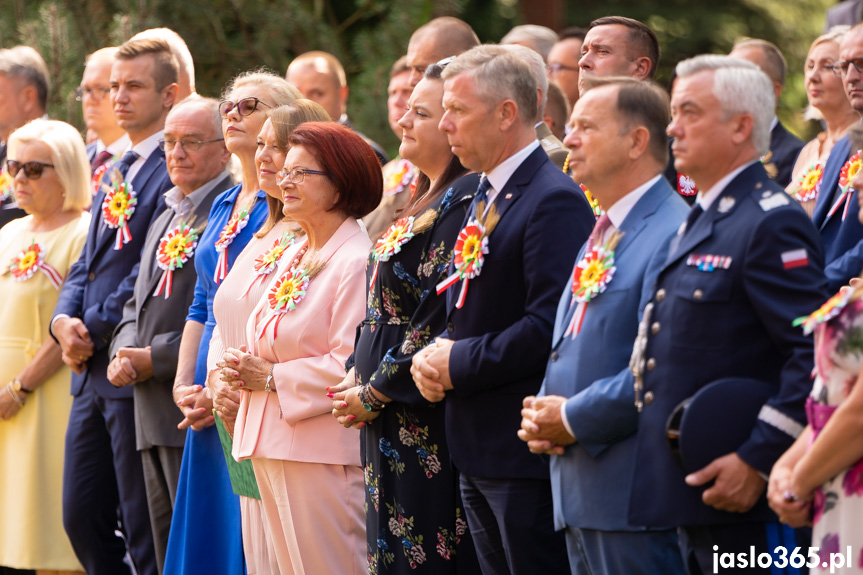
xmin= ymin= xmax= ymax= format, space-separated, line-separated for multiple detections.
xmin=585 ymin=213 xmax=612 ymax=252
xmin=472 ymin=176 xmax=492 ymax=215
xmin=91 ymin=150 xmax=113 ymax=173
xmin=683 ymin=204 xmax=704 ymax=236
xmin=114 ymin=150 xmax=139 ymax=181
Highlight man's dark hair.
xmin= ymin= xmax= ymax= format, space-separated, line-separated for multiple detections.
xmin=588 ymin=16 xmax=660 ymax=79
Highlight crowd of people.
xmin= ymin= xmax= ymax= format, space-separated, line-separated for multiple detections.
xmin=1 ymin=9 xmax=863 ymax=575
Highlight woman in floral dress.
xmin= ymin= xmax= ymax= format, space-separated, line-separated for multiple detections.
xmin=332 ymin=64 xmax=481 ymax=574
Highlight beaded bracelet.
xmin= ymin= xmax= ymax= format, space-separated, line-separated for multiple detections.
xmin=359 ymin=384 xmax=385 ymax=412
xmin=5 ymin=383 xmax=25 ymax=407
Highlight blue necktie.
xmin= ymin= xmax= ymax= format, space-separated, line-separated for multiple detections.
xmin=682 ymin=203 xmax=704 ymax=236
xmin=114 ymin=150 xmax=139 ymax=181
xmin=472 ymin=176 xmax=492 ymax=217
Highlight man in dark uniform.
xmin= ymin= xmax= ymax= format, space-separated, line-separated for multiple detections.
xmin=629 ymin=55 xmax=829 ymax=573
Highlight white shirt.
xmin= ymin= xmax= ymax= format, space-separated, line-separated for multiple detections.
xmin=483 ymin=140 xmax=541 ymax=207
xmin=124 ymin=130 xmax=163 ymax=183
xmin=94 ymin=133 xmax=130 ymax=158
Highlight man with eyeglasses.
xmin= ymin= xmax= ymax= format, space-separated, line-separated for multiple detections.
xmin=107 ymin=95 xmax=230 ymax=573
xmin=811 ymin=22 xmax=863 ymax=292
xmin=0 ymin=45 xmax=49 ymax=228
xmin=546 ymin=28 xmax=586 ymax=110
xmin=51 ymin=37 xmax=178 ymax=575
xmin=79 ymin=47 xmax=129 ymax=175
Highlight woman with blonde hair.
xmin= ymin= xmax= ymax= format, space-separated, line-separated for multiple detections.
xmin=0 ymin=119 xmax=91 ymax=574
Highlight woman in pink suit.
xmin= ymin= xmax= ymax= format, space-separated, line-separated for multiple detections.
xmin=219 ymin=122 xmax=382 ymax=574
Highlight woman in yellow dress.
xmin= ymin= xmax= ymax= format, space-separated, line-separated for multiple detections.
xmin=0 ymin=119 xmax=91 ymax=574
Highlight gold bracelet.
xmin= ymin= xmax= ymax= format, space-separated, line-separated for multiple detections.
xmin=5 ymin=383 xmax=25 ymax=407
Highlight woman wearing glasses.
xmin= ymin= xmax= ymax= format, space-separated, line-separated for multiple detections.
xmin=0 ymin=120 xmax=90 ymax=574
xmin=786 ymin=27 xmax=858 ymax=216
xmin=206 ymin=99 xmax=330 ymax=572
xmin=219 ymin=122 xmax=381 ymax=574
xmin=164 ymin=71 xmax=301 ymax=575
xmin=331 ymin=63 xmax=481 ymax=574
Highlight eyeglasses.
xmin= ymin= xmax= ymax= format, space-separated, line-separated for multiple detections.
xmin=218 ymin=97 xmax=272 ymax=118
xmin=6 ymin=160 xmax=54 ymax=180
xmin=159 ymin=137 xmax=225 ymax=153
xmin=832 ymin=58 xmax=863 ymax=77
xmin=75 ymin=86 xmax=111 ymax=102
xmin=546 ymin=63 xmax=579 ymax=75
xmin=277 ymin=167 xmax=329 ymax=184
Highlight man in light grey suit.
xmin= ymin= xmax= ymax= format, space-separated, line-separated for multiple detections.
xmin=519 ymin=77 xmax=688 ymax=574
xmin=107 ymin=95 xmax=232 ymax=574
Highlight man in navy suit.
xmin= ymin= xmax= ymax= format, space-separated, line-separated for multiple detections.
xmin=630 ymin=55 xmax=828 ymax=574
xmin=51 ymin=38 xmax=179 ymax=575
xmin=79 ymin=47 xmax=129 ymax=174
xmin=812 ymin=23 xmax=863 ymax=292
xmin=518 ymin=77 xmax=688 ymax=575
xmin=412 ymin=45 xmax=595 ymax=575
xmin=729 ymin=39 xmax=805 ymax=188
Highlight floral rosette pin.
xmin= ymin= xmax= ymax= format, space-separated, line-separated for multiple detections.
xmin=8 ymin=240 xmax=64 ymax=288
xmin=0 ymin=168 xmax=13 ymax=201
xmin=257 ymin=268 xmax=311 ymax=340
xmin=102 ymin=182 xmax=138 ymax=250
xmin=564 ymin=232 xmax=622 ymax=338
xmin=383 ymin=158 xmax=416 ymax=197
xmin=91 ymin=161 xmax=112 ymax=196
xmin=436 ymin=221 xmax=488 ymax=308
xmin=830 ymin=151 xmax=862 ymax=221
xmin=213 ymin=206 xmax=250 ymax=283
xmin=793 ymin=287 xmax=853 ymax=335
xmin=153 ymin=223 xmax=199 ymax=298
xmin=239 ymin=231 xmax=296 ymax=298
xmin=792 ymin=163 xmax=823 ymax=203
xmin=371 ymin=216 xmax=415 ymax=288
xmin=579 ymin=184 xmax=604 ymax=217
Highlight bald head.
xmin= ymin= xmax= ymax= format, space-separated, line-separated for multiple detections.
xmin=406 ymin=17 xmax=480 ymax=86
xmin=729 ymin=39 xmax=786 ymax=104
xmin=286 ymin=51 xmax=348 ymax=120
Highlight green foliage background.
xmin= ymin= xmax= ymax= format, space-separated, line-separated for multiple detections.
xmin=0 ymin=0 xmax=836 ymax=157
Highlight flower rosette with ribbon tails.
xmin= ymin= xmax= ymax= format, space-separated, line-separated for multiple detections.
xmin=0 ymin=168 xmax=13 ymax=201
xmin=383 ymin=158 xmax=416 ymax=197
xmin=239 ymin=231 xmax=296 ymax=298
xmin=102 ymin=181 xmax=138 ymax=250
xmin=564 ymin=231 xmax=623 ymax=338
xmin=154 ymin=223 xmax=199 ymax=298
xmin=213 ymin=206 xmax=250 ymax=283
xmin=8 ymin=240 xmax=64 ymax=288
xmin=793 ymin=287 xmax=853 ymax=336
xmin=792 ymin=163 xmax=823 ymax=203
xmin=368 ymin=210 xmax=437 ymax=291
xmin=256 ymin=258 xmax=327 ymax=342
xmin=831 ymin=150 xmax=862 ymax=221
xmin=436 ymin=201 xmax=500 ymax=309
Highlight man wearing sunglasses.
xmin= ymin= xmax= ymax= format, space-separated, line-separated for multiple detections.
xmin=0 ymin=45 xmax=50 ymax=229
xmin=810 ymin=22 xmax=863 ymax=292
xmin=51 ymin=37 xmax=178 ymax=575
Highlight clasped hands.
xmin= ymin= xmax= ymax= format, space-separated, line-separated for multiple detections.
xmin=410 ymin=338 xmax=454 ymax=402
xmin=54 ymin=317 xmax=94 ymax=374
xmin=107 ymin=346 xmax=153 ymax=387
xmin=329 ymin=367 xmax=379 ymax=429
xmin=518 ymin=395 xmax=575 ymax=455
xmin=767 ymin=463 xmax=813 ymax=527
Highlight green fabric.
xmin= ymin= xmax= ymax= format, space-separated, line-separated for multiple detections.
xmin=214 ymin=415 xmax=261 ymax=500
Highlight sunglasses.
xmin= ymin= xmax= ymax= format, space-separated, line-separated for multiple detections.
xmin=6 ymin=160 xmax=55 ymax=180
xmin=218 ymin=97 xmax=272 ymax=118
xmin=832 ymin=57 xmax=863 ymax=78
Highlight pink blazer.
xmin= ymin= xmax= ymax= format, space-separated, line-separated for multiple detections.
xmin=232 ymin=217 xmax=370 ymax=466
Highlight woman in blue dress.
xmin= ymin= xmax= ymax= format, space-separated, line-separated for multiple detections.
xmin=163 ymin=71 xmax=301 ymax=575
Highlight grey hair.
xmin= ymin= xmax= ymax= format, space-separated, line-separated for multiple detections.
xmin=501 ymin=25 xmax=560 ymax=61
xmin=442 ymin=44 xmax=538 ymax=125
xmin=0 ymin=46 xmax=49 ymax=110
xmin=167 ymin=94 xmax=222 ymax=138
xmin=676 ymin=55 xmax=774 ymax=156
xmin=504 ymin=44 xmax=548 ymax=118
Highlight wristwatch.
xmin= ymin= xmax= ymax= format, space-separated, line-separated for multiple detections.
xmin=11 ymin=378 xmax=30 ymax=394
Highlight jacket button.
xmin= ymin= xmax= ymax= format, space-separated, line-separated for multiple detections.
xmin=651 ymin=321 xmax=660 ymax=335
xmin=644 ymin=391 xmax=654 ymax=405
xmin=550 ymin=351 xmax=559 ymax=362
xmin=655 ymin=288 xmax=666 ymax=302
xmin=646 ymin=358 xmax=656 ymax=371
xmin=446 ymin=322 xmax=454 ymax=333
xmin=88 ymin=272 xmax=96 ymax=281
xmin=693 ymin=289 xmax=703 ymax=300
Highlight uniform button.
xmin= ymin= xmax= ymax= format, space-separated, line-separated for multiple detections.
xmin=651 ymin=321 xmax=660 ymax=335
xmin=646 ymin=358 xmax=656 ymax=371
xmin=88 ymin=272 xmax=96 ymax=281
xmin=655 ymin=288 xmax=666 ymax=302
xmin=644 ymin=391 xmax=654 ymax=405
xmin=693 ymin=289 xmax=703 ymax=300
xmin=446 ymin=322 xmax=454 ymax=333
xmin=550 ymin=351 xmax=559 ymax=362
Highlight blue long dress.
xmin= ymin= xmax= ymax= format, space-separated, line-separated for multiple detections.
xmin=163 ymin=184 xmax=267 ymax=575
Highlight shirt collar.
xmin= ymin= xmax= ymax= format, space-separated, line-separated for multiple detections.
xmin=484 ymin=140 xmax=541 ymax=193
xmin=164 ymin=173 xmax=226 ymax=218
xmin=606 ymin=174 xmax=662 ymax=229
xmin=698 ymin=160 xmax=758 ymax=210
xmin=127 ymin=130 xmax=163 ymax=162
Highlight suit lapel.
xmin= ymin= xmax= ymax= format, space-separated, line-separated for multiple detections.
xmin=812 ymin=136 xmax=851 ymax=229
xmin=139 ymin=209 xmax=175 ymax=306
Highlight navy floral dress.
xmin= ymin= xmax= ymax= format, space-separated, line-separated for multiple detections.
xmin=353 ymin=173 xmax=481 ymax=574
